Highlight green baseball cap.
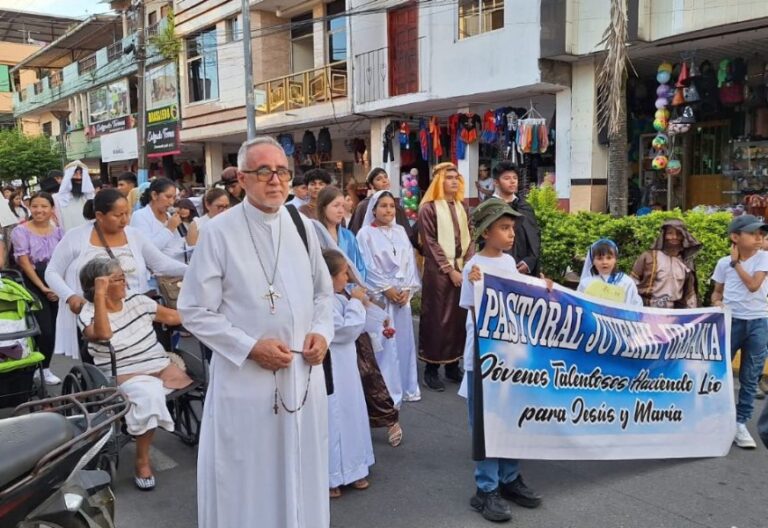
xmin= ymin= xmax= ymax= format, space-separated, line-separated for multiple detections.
xmin=471 ymin=198 xmax=522 ymax=243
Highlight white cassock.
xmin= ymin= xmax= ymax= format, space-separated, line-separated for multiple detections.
xmin=178 ymin=200 xmax=334 ymax=528
xmin=328 ymin=294 xmax=374 ymax=488
xmin=356 ymin=224 xmax=421 ymax=402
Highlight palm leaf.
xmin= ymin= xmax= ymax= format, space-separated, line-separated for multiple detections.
xmin=595 ymin=0 xmax=636 ymax=137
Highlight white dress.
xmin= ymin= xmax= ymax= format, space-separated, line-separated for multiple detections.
xmin=178 ymin=202 xmax=335 ymax=528
xmin=328 ymin=294 xmax=374 ymax=488
xmin=356 ymin=224 xmax=422 ymax=402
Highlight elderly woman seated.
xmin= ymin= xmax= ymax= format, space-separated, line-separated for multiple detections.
xmin=77 ymin=257 xmax=192 ymax=491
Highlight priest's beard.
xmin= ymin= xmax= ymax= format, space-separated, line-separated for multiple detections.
xmin=71 ymin=181 xmax=83 ymax=198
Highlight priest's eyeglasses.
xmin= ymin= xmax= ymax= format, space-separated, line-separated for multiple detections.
xmin=241 ymin=166 xmax=294 ymax=182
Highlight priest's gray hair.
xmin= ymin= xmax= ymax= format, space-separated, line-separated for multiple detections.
xmin=80 ymin=257 xmax=122 ymax=302
xmin=237 ymin=136 xmax=284 ymax=171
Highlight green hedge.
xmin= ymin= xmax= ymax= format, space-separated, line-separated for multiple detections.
xmin=527 ymin=186 xmax=732 ymax=305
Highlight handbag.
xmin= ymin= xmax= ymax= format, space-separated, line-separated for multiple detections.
xmin=156 ymin=275 xmax=183 ymax=309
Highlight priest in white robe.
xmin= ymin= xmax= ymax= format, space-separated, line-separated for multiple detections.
xmin=178 ymin=137 xmax=335 ymax=528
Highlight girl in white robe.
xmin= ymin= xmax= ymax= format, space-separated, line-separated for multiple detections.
xmin=577 ymin=238 xmax=643 ymax=306
xmin=356 ymin=190 xmax=422 ymax=402
xmin=323 ymin=250 xmax=374 ymax=498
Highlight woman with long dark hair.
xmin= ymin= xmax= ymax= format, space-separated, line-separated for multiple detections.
xmin=11 ymin=192 xmax=63 ymax=384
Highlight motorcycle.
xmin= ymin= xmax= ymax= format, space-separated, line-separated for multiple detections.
xmin=0 ymin=387 xmax=129 ymax=528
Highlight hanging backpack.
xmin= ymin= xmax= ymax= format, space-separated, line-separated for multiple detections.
xmin=277 ymin=133 xmax=295 ymax=156
xmin=317 ymin=127 xmax=332 ymax=156
xmin=302 ymin=130 xmax=317 ymax=155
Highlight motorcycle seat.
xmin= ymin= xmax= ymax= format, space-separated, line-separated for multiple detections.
xmin=0 ymin=413 xmax=74 ymax=489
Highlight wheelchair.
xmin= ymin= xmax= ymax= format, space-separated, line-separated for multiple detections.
xmin=60 ymin=315 xmax=207 ymax=481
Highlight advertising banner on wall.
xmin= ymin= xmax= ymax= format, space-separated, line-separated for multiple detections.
xmin=146 ymin=62 xmax=178 ymax=111
xmin=147 ymin=123 xmax=180 ymax=157
xmin=88 ymin=79 xmax=130 ymax=127
xmin=471 ymin=268 xmax=735 ymax=461
xmin=100 ymin=128 xmax=139 ymax=163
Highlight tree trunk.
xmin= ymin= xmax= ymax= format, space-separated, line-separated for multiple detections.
xmin=607 ymin=83 xmax=628 ymax=217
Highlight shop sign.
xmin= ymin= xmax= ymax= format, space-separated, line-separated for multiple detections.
xmin=147 ymin=104 xmax=179 ymax=126
xmin=92 ymin=115 xmax=133 ymax=137
xmin=88 ymin=79 xmax=130 ymax=126
xmin=100 ymin=128 xmax=138 ymax=162
xmin=146 ymin=122 xmax=180 ymax=158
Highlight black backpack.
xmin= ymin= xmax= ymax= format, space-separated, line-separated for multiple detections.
xmin=302 ymin=130 xmax=317 ymax=155
xmin=317 ymin=127 xmax=332 ymax=155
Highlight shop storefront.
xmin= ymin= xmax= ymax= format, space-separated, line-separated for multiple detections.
xmin=628 ymin=31 xmax=768 ymax=214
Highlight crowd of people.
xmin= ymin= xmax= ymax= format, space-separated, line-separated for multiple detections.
xmin=2 ymin=136 xmax=768 ymax=527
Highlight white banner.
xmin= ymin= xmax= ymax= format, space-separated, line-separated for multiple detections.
xmin=100 ymin=128 xmax=138 ymax=163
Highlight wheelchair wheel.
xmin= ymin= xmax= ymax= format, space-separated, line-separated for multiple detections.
xmin=62 ymin=365 xmax=94 ymax=395
xmin=169 ymin=394 xmax=203 ymax=446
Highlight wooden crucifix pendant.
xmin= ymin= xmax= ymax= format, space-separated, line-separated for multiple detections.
xmin=264 ymin=285 xmax=282 ymax=315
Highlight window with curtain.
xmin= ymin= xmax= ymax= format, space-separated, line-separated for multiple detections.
xmin=458 ymin=0 xmax=504 ymax=40
xmin=226 ymin=15 xmax=242 ymax=42
xmin=186 ymin=27 xmax=219 ymax=103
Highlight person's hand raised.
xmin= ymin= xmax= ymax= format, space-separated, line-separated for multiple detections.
xmin=167 ymin=212 xmax=183 ymax=231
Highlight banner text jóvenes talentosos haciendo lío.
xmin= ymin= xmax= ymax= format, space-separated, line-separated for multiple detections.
xmin=472 ymin=267 xmax=735 ymax=460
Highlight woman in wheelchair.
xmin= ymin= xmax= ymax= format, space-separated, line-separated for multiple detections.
xmin=77 ymin=257 xmax=193 ymax=491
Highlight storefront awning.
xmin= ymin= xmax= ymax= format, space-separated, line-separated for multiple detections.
xmin=10 ymin=14 xmax=121 ymax=71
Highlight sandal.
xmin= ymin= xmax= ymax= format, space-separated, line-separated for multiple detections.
xmin=352 ymin=478 xmax=370 ymax=490
xmin=387 ymin=422 xmax=403 ymax=447
xmin=134 ymin=474 xmax=156 ymax=491
xmin=329 ymin=487 xmax=342 ymax=499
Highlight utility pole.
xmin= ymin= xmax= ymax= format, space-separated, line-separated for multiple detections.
xmin=135 ymin=0 xmax=148 ymax=183
xmin=242 ymin=0 xmax=256 ymax=139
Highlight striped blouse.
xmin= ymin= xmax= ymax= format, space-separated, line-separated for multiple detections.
xmin=78 ymin=294 xmax=169 ymax=376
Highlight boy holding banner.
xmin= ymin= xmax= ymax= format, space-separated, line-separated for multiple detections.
xmin=711 ymin=215 xmax=768 ymax=449
xmin=459 ymin=198 xmax=542 ymax=523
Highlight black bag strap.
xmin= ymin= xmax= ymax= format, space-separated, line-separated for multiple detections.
xmin=285 ymin=204 xmax=309 ymax=252
xmin=93 ymin=223 xmax=117 ymax=260
xmin=285 ymin=203 xmax=333 ymax=396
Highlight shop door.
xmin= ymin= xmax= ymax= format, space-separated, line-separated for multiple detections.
xmin=388 ymin=3 xmax=419 ymax=97
xmin=686 ymin=121 xmax=731 ymax=208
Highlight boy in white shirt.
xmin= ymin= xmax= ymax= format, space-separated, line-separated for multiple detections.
xmin=460 ymin=198 xmax=542 ymax=523
xmin=711 ymin=214 xmax=768 ymax=449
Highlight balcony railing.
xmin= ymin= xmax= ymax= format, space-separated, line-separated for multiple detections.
xmin=354 ymin=37 xmax=426 ymax=105
xmin=107 ymin=40 xmax=123 ymax=63
xmin=254 ymin=61 xmax=348 ymax=115
xmin=146 ymin=21 xmax=161 ymax=38
xmin=78 ymin=54 xmax=97 ymax=75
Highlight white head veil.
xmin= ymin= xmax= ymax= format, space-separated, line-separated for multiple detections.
xmin=310 ymin=219 xmax=369 ymax=288
xmin=57 ymin=160 xmax=95 ymax=207
xmin=580 ymin=238 xmax=621 ymax=283
xmin=363 ymin=190 xmax=396 ymax=227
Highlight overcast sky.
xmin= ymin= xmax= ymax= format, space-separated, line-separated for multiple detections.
xmin=0 ymin=0 xmax=110 ymax=18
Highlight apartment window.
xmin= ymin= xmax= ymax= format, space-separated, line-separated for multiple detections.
xmin=326 ymin=0 xmax=346 ymax=63
xmin=42 ymin=121 xmax=52 ymax=137
xmin=291 ymin=12 xmax=314 ymax=73
xmin=0 ymin=65 xmax=10 ymax=93
xmin=148 ymin=10 xmax=158 ymax=26
xmin=458 ymin=0 xmax=504 ymax=40
xmin=226 ymin=15 xmax=242 ymax=42
xmin=186 ymin=27 xmax=219 ymax=103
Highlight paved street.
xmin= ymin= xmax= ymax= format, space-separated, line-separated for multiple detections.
xmin=46 ymin=354 xmax=768 ymax=528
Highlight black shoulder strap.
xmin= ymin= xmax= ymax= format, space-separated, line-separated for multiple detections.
xmin=285 ymin=204 xmax=309 ymax=254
